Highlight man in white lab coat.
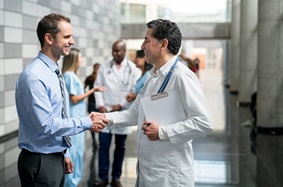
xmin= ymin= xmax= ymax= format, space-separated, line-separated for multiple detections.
xmin=94 ymin=39 xmax=140 ymax=187
xmin=100 ymin=20 xmax=214 ymax=187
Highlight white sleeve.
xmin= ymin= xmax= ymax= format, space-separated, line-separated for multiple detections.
xmin=158 ymin=126 xmax=169 ymax=140
xmin=94 ymin=66 xmax=104 ymax=108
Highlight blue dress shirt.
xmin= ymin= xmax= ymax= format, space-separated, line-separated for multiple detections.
xmin=15 ymin=52 xmax=92 ymax=154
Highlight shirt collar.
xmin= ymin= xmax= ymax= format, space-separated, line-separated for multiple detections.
xmin=38 ymin=51 xmax=59 ymax=73
xmin=114 ymin=58 xmax=127 ymax=69
xmin=149 ymin=56 xmax=178 ymax=77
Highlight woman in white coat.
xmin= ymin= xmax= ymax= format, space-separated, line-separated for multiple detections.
xmin=102 ymin=19 xmax=214 ymax=187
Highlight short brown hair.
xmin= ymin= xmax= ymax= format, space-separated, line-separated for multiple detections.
xmin=37 ymin=13 xmax=71 ymax=47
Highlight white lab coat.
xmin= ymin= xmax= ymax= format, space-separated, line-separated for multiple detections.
xmin=94 ymin=58 xmax=140 ymax=134
xmin=105 ymin=56 xmax=214 ymax=187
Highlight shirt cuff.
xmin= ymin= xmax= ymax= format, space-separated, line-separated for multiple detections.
xmin=64 ymin=148 xmax=70 ymax=158
xmin=119 ymin=103 xmax=125 ymax=109
xmin=158 ymin=126 xmax=169 ymax=140
xmin=81 ymin=116 xmax=93 ymax=130
xmin=104 ymin=113 xmax=113 ymax=129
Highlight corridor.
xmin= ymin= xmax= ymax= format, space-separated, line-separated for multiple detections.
xmin=2 ymin=1 xmax=283 ymax=187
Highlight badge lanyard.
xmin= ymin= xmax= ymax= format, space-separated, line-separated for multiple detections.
xmin=157 ymin=56 xmax=180 ymax=93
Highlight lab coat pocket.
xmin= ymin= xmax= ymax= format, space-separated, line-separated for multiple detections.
xmin=152 ymin=140 xmax=177 ymax=169
xmin=139 ymin=136 xmax=153 ymax=165
xmin=149 ymin=141 xmax=177 ymax=178
xmin=138 ymin=139 xmax=178 ymax=185
xmin=143 ymin=140 xmax=177 ymax=184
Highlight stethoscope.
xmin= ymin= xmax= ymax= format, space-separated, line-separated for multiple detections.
xmin=107 ymin=59 xmax=132 ymax=86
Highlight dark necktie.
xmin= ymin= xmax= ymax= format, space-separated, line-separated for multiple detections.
xmin=55 ymin=69 xmax=72 ymax=147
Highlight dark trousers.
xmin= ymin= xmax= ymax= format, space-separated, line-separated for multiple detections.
xmin=98 ymin=132 xmax=127 ymax=182
xmin=18 ymin=149 xmax=65 ymax=187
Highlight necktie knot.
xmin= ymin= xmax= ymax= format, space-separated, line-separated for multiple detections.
xmin=55 ymin=69 xmax=62 ymax=77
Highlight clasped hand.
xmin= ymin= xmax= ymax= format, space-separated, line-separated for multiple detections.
xmin=89 ymin=112 xmax=109 ymax=133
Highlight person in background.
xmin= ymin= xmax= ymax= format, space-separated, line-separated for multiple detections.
xmin=126 ymin=49 xmax=154 ymax=102
xmin=84 ymin=63 xmax=101 ymax=186
xmin=62 ymin=48 xmax=105 ymax=187
xmin=193 ymin=57 xmax=200 ymax=77
xmin=15 ymin=13 xmax=108 ymax=187
xmin=186 ymin=57 xmax=197 ymax=73
xmin=179 ymin=50 xmax=188 ymax=67
xmin=100 ymin=19 xmax=214 ymax=187
xmin=94 ymin=39 xmax=140 ymax=187
xmin=85 ymin=63 xmax=101 ymax=113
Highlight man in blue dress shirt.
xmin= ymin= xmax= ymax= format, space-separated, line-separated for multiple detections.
xmin=15 ymin=13 xmax=108 ymax=187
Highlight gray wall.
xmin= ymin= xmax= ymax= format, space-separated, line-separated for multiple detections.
xmin=0 ymin=0 xmax=120 ymax=186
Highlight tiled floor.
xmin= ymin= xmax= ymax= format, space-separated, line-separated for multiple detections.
xmin=79 ymin=67 xmax=257 ymax=187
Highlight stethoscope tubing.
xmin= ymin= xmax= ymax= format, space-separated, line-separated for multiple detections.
xmin=108 ymin=59 xmax=132 ymax=86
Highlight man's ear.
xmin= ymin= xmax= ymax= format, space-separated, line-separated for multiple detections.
xmin=44 ymin=33 xmax=53 ymax=45
xmin=160 ymin=39 xmax=169 ymax=50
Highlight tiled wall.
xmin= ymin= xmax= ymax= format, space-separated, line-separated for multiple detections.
xmin=0 ymin=0 xmax=120 ymax=186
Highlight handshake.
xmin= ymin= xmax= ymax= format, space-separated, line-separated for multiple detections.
xmin=89 ymin=112 xmax=109 ymax=133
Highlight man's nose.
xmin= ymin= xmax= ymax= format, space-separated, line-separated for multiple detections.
xmin=69 ymin=36 xmax=75 ymax=45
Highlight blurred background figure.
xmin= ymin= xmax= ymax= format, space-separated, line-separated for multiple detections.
xmin=84 ymin=63 xmax=101 ymax=186
xmin=126 ymin=49 xmax=153 ymax=102
xmin=186 ymin=58 xmax=197 ymax=74
xmin=179 ymin=50 xmax=188 ymax=67
xmin=85 ymin=63 xmax=101 ymax=113
xmin=94 ymin=39 xmax=140 ymax=187
xmin=62 ymin=48 xmax=104 ymax=187
xmin=193 ymin=57 xmax=200 ymax=77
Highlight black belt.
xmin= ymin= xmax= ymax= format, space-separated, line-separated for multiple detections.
xmin=22 ymin=148 xmax=66 ymax=156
